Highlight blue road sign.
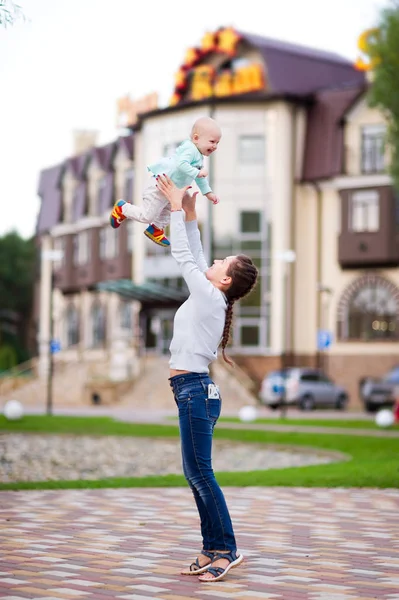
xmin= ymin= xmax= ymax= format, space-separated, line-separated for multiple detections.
xmin=50 ymin=340 xmax=61 ymax=354
xmin=317 ymin=330 xmax=333 ymax=350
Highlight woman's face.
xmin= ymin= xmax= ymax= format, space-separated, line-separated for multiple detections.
xmin=206 ymin=256 xmax=236 ymax=286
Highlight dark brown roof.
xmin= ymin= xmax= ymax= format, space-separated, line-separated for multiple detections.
xmin=72 ymin=182 xmax=88 ymax=221
xmin=99 ymin=173 xmax=115 ymax=213
xmin=36 ymin=163 xmax=65 ymax=234
xmin=93 ymin=142 xmax=116 ymax=170
xmin=118 ymin=133 xmax=134 ymax=159
xmin=36 ymin=135 xmax=134 ymax=235
xmin=241 ymin=32 xmax=365 ymax=96
xmin=302 ymin=84 xmax=366 ymax=182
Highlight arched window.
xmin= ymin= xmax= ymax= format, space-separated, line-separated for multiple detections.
xmin=91 ymin=302 xmax=106 ymax=347
xmin=337 ymin=274 xmax=399 ymax=341
xmin=65 ymin=305 xmax=79 ymax=347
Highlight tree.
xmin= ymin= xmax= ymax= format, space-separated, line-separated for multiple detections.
xmin=367 ymin=1 xmax=399 ymax=189
xmin=0 ymin=0 xmax=24 ymax=28
xmin=0 ymin=232 xmax=36 ymax=367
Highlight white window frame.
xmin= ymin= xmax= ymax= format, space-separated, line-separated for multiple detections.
xmin=238 ymin=135 xmax=265 ymax=164
xmin=53 ymin=237 xmax=65 ymax=269
xmin=350 ymin=190 xmax=380 ymax=232
xmin=73 ymin=231 xmax=90 ymax=265
xmin=361 ymin=124 xmax=386 ymax=174
xmin=99 ymin=227 xmax=118 ymax=260
xmin=232 ymin=317 xmax=268 ymax=354
xmin=90 ymin=302 xmax=106 ymax=348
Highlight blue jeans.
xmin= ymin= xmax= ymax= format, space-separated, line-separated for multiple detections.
xmin=169 ymin=372 xmax=237 ymax=552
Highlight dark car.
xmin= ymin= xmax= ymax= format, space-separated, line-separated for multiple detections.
xmin=259 ymin=367 xmax=349 ymax=411
xmin=360 ymin=366 xmax=399 ymax=412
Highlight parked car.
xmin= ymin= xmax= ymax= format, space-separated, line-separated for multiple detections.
xmin=259 ymin=367 xmax=349 ymax=411
xmin=359 ymin=366 xmax=399 ymax=413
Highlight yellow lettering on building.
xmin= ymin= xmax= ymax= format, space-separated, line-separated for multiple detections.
xmin=170 ymin=93 xmax=181 ymax=107
xmin=174 ymin=69 xmax=186 ymax=88
xmin=184 ymin=47 xmax=198 ymax=66
xmin=355 ymin=28 xmax=380 ymax=71
xmin=214 ymin=71 xmax=233 ymax=97
xmin=201 ymin=32 xmax=216 ymax=52
xmin=216 ymin=27 xmax=241 ymax=56
xmin=191 ymin=65 xmax=214 ymax=100
xmin=232 ymin=63 xmax=264 ymax=94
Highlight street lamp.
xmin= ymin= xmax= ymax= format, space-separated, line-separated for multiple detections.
xmin=275 ymin=250 xmax=296 ymax=419
xmin=41 ymin=248 xmax=63 ymax=416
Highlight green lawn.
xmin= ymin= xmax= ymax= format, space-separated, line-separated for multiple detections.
xmin=219 ymin=417 xmax=387 ymax=429
xmin=0 ymin=415 xmax=397 ymax=490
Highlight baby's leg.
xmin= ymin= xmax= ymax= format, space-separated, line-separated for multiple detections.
xmin=122 ymin=183 xmax=167 ymax=225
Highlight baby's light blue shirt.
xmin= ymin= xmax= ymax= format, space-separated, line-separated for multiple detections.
xmin=148 ymin=139 xmax=212 ymax=196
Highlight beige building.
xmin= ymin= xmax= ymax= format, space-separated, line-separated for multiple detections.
xmin=35 ymin=28 xmax=398 ymax=408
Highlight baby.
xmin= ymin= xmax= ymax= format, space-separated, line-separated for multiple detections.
xmin=110 ymin=116 xmax=221 ymax=246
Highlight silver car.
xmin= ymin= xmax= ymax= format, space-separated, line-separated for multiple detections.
xmin=259 ymin=367 xmax=349 ymax=410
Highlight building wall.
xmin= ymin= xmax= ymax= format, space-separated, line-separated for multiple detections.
xmin=293 ymin=184 xmax=319 ymax=356
xmin=314 ymin=95 xmax=399 ymax=407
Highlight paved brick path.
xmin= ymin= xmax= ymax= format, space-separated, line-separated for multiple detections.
xmin=1 ymin=487 xmax=398 ymax=600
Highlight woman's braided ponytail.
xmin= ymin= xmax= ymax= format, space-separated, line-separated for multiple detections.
xmin=221 ymin=255 xmax=258 ymax=366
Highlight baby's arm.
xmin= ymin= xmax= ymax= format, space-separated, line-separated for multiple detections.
xmin=195 ymin=175 xmax=212 ymax=196
xmin=176 ymin=143 xmax=203 ymax=180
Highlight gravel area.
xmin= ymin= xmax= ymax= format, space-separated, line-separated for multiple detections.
xmin=0 ymin=433 xmax=345 ymax=483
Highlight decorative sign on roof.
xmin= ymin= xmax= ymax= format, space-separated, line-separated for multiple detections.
xmin=117 ymin=92 xmax=159 ymax=127
xmin=170 ymin=27 xmax=265 ymax=106
xmin=355 ymin=28 xmax=380 ymax=71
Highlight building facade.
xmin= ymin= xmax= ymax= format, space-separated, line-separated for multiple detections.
xmin=35 ymin=27 xmax=399 ymax=407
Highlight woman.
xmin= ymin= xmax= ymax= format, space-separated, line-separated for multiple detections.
xmin=156 ymin=174 xmax=258 ymax=583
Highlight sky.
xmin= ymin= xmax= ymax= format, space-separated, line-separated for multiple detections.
xmin=0 ymin=0 xmax=388 ymax=238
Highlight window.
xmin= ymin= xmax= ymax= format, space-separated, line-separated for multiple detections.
xmin=350 ymin=190 xmax=379 ymax=232
xmin=99 ymin=227 xmax=118 ymax=260
xmin=53 ymin=237 xmax=65 ymax=270
xmin=65 ymin=305 xmax=79 ymax=347
xmin=240 ymin=324 xmax=259 ymax=346
xmin=97 ymin=177 xmax=107 ymax=215
xmin=240 ymin=211 xmax=261 ymax=234
xmin=300 ymin=373 xmax=321 ymax=383
xmin=238 ymin=135 xmax=265 ymax=164
xmin=124 ymin=168 xmax=134 ymax=202
xmin=120 ymin=301 xmax=132 ymax=330
xmin=73 ymin=231 xmax=90 ymax=265
xmin=91 ymin=302 xmax=106 ymax=347
xmin=214 ymin=209 xmax=269 ymax=350
xmin=361 ymin=124 xmax=386 ymax=174
xmin=347 ymin=283 xmax=398 ymax=340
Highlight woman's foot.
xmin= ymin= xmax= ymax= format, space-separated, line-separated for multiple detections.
xmin=181 ymin=550 xmax=215 ymax=575
xmin=198 ymin=550 xmax=244 ymax=582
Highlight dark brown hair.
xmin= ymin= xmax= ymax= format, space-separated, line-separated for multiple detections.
xmin=221 ymin=254 xmax=258 ymax=365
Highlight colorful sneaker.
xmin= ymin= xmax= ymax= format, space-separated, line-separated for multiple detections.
xmin=110 ymin=199 xmax=127 ymax=229
xmin=144 ymin=224 xmax=170 ymax=247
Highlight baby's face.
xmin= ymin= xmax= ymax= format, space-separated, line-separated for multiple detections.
xmin=195 ymin=128 xmax=221 ymax=156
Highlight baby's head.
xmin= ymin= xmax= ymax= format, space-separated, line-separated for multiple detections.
xmin=190 ymin=117 xmax=221 ymax=156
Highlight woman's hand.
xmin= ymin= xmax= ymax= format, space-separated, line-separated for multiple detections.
xmin=182 ymin=190 xmax=198 ymax=221
xmin=156 ymin=174 xmax=191 ymax=212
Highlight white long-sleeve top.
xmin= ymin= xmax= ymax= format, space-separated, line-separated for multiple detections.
xmin=169 ymin=211 xmax=227 ymax=373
